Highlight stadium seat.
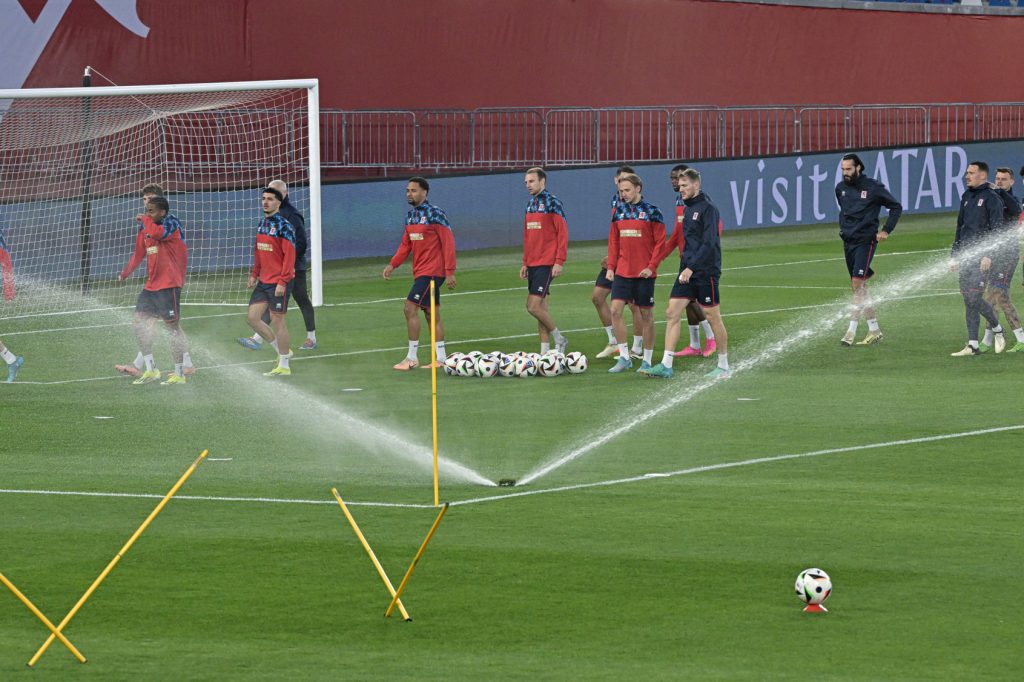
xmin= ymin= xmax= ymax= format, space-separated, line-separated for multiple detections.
xmin=988 ymin=0 xmax=1012 ymax=7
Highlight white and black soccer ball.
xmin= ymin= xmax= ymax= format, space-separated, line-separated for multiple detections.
xmin=467 ymin=351 xmax=484 ymax=361
xmin=455 ymin=355 xmax=477 ymax=377
xmin=443 ymin=353 xmax=464 ymax=376
xmin=565 ymin=351 xmax=588 ymax=374
xmin=513 ymin=355 xmax=536 ymax=377
xmin=476 ymin=355 xmax=499 ymax=378
xmin=497 ymin=354 xmax=517 ymax=377
xmin=794 ymin=568 xmax=832 ymax=605
xmin=537 ymin=354 xmax=562 ymax=377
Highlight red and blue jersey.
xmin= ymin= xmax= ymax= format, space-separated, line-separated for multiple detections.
xmin=0 ymin=223 xmax=13 ymax=300
xmin=252 ymin=213 xmax=296 ymax=286
xmin=120 ymin=213 xmax=188 ymax=291
xmin=607 ymin=198 xmax=666 ymax=278
xmin=523 ymin=190 xmax=568 ymax=267
xmin=390 ymin=201 xmax=457 ymax=278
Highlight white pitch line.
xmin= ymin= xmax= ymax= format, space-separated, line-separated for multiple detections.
xmin=2 ymin=422 xmax=1019 ymax=511
xmin=6 ymin=291 xmax=958 ymax=386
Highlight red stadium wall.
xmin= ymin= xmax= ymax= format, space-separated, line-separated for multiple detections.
xmin=12 ymin=0 xmax=1024 ymax=109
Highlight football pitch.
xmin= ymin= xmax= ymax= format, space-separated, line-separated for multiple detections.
xmin=1 ymin=214 xmax=1021 ymax=680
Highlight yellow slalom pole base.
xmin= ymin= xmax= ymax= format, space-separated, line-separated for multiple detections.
xmin=331 ymin=488 xmax=412 ymax=622
xmin=385 ymin=502 xmax=449 ymax=619
xmin=0 ymin=572 xmax=86 ymax=663
xmin=27 ymin=449 xmax=208 ymax=668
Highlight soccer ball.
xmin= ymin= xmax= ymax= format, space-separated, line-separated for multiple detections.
xmin=455 ymin=356 xmax=477 ymax=377
xmin=476 ymin=355 xmax=499 ymax=377
xmin=794 ymin=568 xmax=832 ymax=606
xmin=537 ymin=354 xmax=562 ymax=377
xmin=467 ymin=350 xmax=484 ymax=362
xmin=513 ymin=355 xmax=536 ymax=377
xmin=443 ymin=353 xmax=464 ymax=376
xmin=565 ymin=352 xmax=588 ymax=374
xmin=497 ymin=354 xmax=517 ymax=377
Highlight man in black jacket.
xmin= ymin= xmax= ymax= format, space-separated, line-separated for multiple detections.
xmin=237 ymin=179 xmax=318 ymax=351
xmin=981 ymin=167 xmax=1024 ymax=352
xmin=835 ymin=153 xmax=902 ymax=346
xmin=950 ymin=161 xmax=1006 ymax=356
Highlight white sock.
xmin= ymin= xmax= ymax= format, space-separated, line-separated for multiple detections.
xmin=1014 ymin=328 xmax=1024 ymax=343
xmin=604 ymin=326 xmax=616 ymax=343
xmin=1 ymin=349 xmax=15 ymax=364
xmin=143 ymin=354 xmax=155 ymax=371
xmin=700 ymin=319 xmax=715 ymax=340
xmin=279 ymin=354 xmax=290 ymax=369
xmin=631 ymin=335 xmax=643 ymax=353
xmin=182 ymin=352 xmax=193 ymax=368
xmin=688 ymin=325 xmax=700 ymax=349
xmin=718 ymin=353 xmax=729 ymax=370
xmin=662 ymin=351 xmax=674 ymax=369
xmin=617 ymin=343 xmax=629 ymax=360
xmin=269 ymin=338 xmax=280 ymax=353
xmin=252 ymin=333 xmax=264 ymax=344
xmin=307 ymin=331 xmax=317 ymax=342
xmin=540 ymin=342 xmax=551 ymax=354
xmin=993 ymin=324 xmax=1003 ymax=334
xmin=408 ymin=341 xmax=419 ymax=361
xmin=968 ymin=340 xmax=979 ymax=348
xmin=847 ymin=320 xmax=858 ymax=335
xmin=435 ymin=341 xmax=446 ymax=361
xmin=174 ymin=363 xmax=183 ymax=377
xmin=643 ymin=348 xmax=653 ymax=364
xmin=551 ymin=328 xmax=564 ymax=343
xmin=867 ymin=318 xmax=880 ymax=333
xmin=982 ymin=328 xmax=994 ymax=346
xmin=134 ymin=352 xmax=144 ymax=370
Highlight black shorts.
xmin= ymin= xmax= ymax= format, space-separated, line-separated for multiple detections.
xmin=611 ymin=275 xmax=655 ymax=308
xmin=988 ymin=257 xmax=1018 ymax=291
xmin=249 ymin=280 xmax=294 ymax=314
xmin=594 ymin=266 xmax=613 ymax=289
xmin=526 ymin=266 xmax=553 ymax=297
xmin=959 ymin=266 xmax=987 ymax=294
xmin=671 ymin=274 xmax=720 ymax=308
xmin=408 ymin=276 xmax=445 ymax=309
xmin=844 ymin=239 xmax=877 ymax=280
xmin=136 ymin=288 xmax=181 ymax=321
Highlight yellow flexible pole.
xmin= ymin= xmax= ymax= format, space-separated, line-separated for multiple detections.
xmin=0 ymin=571 xmax=86 ymax=663
xmin=384 ymin=503 xmax=448 ymax=618
xmin=28 ymin=449 xmax=208 ymax=667
xmin=430 ymin=279 xmax=439 ymax=507
xmin=330 ymin=488 xmax=412 ymax=621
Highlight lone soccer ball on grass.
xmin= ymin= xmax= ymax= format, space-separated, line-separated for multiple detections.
xmin=794 ymin=567 xmax=832 ymax=612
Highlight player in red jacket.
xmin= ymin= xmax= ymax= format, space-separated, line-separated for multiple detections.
xmin=520 ymin=167 xmax=569 ymax=354
xmin=118 ymin=195 xmax=191 ymax=385
xmin=246 ymin=187 xmax=297 ymax=376
xmin=383 ymin=177 xmax=457 ymax=370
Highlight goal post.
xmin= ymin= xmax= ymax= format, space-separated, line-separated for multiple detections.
xmin=0 ymin=78 xmax=322 ymax=320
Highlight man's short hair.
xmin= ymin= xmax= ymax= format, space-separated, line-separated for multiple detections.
xmin=268 ymin=179 xmax=288 ymax=195
xmin=141 ymin=183 xmax=165 ymax=197
xmin=969 ymin=160 xmax=989 ymax=174
xmin=409 ymin=176 xmax=430 ymax=192
xmin=680 ymin=168 xmax=701 ymax=183
xmin=996 ymin=167 xmax=1014 ymax=178
xmin=263 ymin=187 xmax=283 ymax=202
xmin=841 ymin=153 xmax=865 ymax=173
xmin=671 ymin=164 xmax=690 ymax=173
xmin=617 ymin=173 xmax=643 ymax=188
xmin=616 ymin=165 xmax=635 ymax=175
xmin=147 ymin=196 xmax=169 ymax=212
xmin=525 ymin=167 xmax=546 ymax=181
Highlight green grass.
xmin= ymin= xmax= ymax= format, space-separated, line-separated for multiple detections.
xmin=1 ymin=213 xmax=1022 ymax=680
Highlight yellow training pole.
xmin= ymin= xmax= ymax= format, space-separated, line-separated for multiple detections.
xmin=0 ymin=571 xmax=86 ymax=663
xmin=28 ymin=449 xmax=208 ymax=667
xmin=330 ymin=488 xmax=412 ymax=621
xmin=429 ymin=279 xmax=439 ymax=507
xmin=384 ymin=502 xmax=448 ymax=619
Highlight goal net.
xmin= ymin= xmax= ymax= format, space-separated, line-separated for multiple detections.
xmin=0 ymin=78 xmax=321 ymax=321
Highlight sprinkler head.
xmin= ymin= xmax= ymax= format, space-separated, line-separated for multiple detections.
xmin=498 ymin=478 xmax=516 ymax=487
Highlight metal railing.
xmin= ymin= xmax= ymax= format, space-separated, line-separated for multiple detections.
xmin=318 ymin=102 xmax=1024 ymax=173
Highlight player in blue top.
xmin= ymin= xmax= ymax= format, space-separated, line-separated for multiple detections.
xmin=982 ymin=167 xmax=1024 ymax=352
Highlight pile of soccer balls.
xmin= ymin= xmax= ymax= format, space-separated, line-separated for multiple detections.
xmin=443 ymin=351 xmax=588 ymax=377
